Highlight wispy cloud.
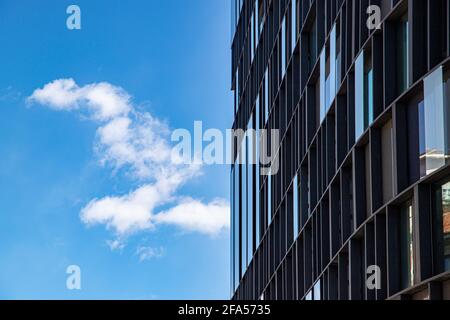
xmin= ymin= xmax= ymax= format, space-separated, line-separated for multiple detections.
xmin=28 ymin=79 xmax=229 ymax=246
xmin=0 ymin=86 xmax=22 ymax=102
xmin=136 ymin=246 xmax=165 ymax=262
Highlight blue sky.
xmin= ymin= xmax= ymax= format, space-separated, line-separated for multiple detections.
xmin=0 ymin=0 xmax=232 ymax=299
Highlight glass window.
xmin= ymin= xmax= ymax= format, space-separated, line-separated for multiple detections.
xmin=268 ymin=170 xmax=272 ymax=226
xmin=434 ymin=181 xmax=450 ymax=272
xmin=318 ymin=23 xmax=339 ymax=125
xmin=291 ymin=0 xmax=296 ymax=54
xmin=247 ymin=115 xmax=254 ymax=265
xmin=336 ymin=24 xmax=342 ymax=88
xmin=234 ymin=160 xmax=240 ymax=289
xmin=381 ymin=120 xmax=394 ymax=203
xmin=230 ymin=167 xmax=234 ymax=294
xmin=305 ymin=290 xmax=312 ymax=300
xmin=255 ymin=0 xmax=259 ymax=44
xmin=308 ymin=19 xmax=317 ymax=72
xmin=320 ymin=48 xmax=326 ymax=122
xmin=251 ymin=12 xmax=255 ymax=61
xmin=293 ymin=174 xmax=299 ymax=239
xmin=235 ymin=69 xmax=239 ymax=112
xmin=397 ymin=14 xmax=409 ymax=95
xmin=258 ymin=0 xmax=264 ymax=35
xmin=329 ymin=24 xmax=337 ymax=109
xmin=241 ymin=145 xmax=247 ymax=275
xmin=231 ymin=0 xmax=236 ymax=40
xmin=256 ymin=97 xmax=261 ymax=246
xmin=313 ymin=280 xmax=321 ymax=300
xmin=264 ymin=69 xmax=269 ymax=124
xmin=281 ymin=17 xmax=286 ymax=79
xmin=355 ymin=50 xmax=374 ymax=141
xmin=400 ymin=201 xmax=414 ymax=290
xmin=420 ymin=66 xmax=448 ymax=176
xmin=368 ymin=68 xmax=374 ymax=124
xmin=355 ymin=51 xmax=364 ymax=140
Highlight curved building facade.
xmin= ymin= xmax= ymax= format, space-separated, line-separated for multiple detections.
xmin=230 ymin=0 xmax=450 ymax=300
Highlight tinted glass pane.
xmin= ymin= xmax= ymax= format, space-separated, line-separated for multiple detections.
xmin=241 ymin=148 xmax=247 ymax=274
xmin=268 ymin=172 xmax=272 ymax=226
xmin=256 ymin=97 xmax=260 ymax=246
xmin=281 ymin=18 xmax=286 ymax=79
xmin=329 ymin=24 xmax=337 ymax=110
xmin=234 ymin=160 xmax=240 ymax=288
xmin=422 ymin=66 xmax=446 ymax=176
xmin=400 ymin=202 xmax=414 ymax=290
xmin=355 ymin=51 xmax=365 ymax=140
xmin=434 ymin=181 xmax=450 ymax=272
xmin=251 ymin=13 xmax=255 ymax=61
xmin=291 ymin=0 xmax=296 ymax=53
xmin=397 ymin=15 xmax=409 ymax=94
xmin=247 ymin=116 xmax=253 ymax=264
xmin=265 ymin=70 xmax=269 ymax=124
xmin=293 ymin=174 xmax=299 ymax=239
xmin=320 ymin=48 xmax=326 ymax=122
xmin=313 ymin=279 xmax=321 ymax=300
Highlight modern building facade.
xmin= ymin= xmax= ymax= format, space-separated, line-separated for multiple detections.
xmin=230 ymin=0 xmax=450 ymax=300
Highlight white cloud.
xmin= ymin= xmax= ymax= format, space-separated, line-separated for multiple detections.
xmin=29 ymin=79 xmax=230 ymax=243
xmin=136 ymin=246 xmax=165 ymax=262
xmin=28 ymin=78 xmax=131 ymax=120
xmin=155 ymin=198 xmax=230 ymax=236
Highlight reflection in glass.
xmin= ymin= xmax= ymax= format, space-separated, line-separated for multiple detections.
xmin=305 ymin=290 xmax=312 ymax=300
xmin=256 ymin=97 xmax=261 ymax=246
xmin=291 ymin=0 xmax=296 ymax=54
xmin=241 ymin=143 xmax=247 ymax=274
xmin=319 ymin=24 xmax=338 ymax=125
xmin=355 ymin=51 xmax=364 ymax=140
xmin=247 ymin=115 xmax=254 ymax=266
xmin=234 ymin=160 xmax=240 ymax=289
xmin=320 ymin=48 xmax=326 ymax=122
xmin=420 ymin=67 xmax=448 ymax=176
xmin=355 ymin=50 xmax=374 ymax=141
xmin=329 ymin=24 xmax=337 ymax=109
xmin=230 ymin=167 xmax=234 ymax=294
xmin=281 ymin=18 xmax=286 ymax=79
xmin=255 ymin=0 xmax=260 ymax=45
xmin=268 ymin=170 xmax=272 ymax=226
xmin=435 ymin=182 xmax=450 ymax=271
xmin=400 ymin=202 xmax=414 ymax=290
xmin=313 ymin=280 xmax=321 ymax=300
